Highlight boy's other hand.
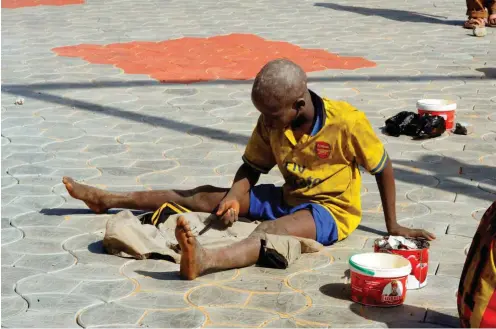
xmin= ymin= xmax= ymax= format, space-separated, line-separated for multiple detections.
xmin=216 ymin=198 xmax=240 ymax=227
xmin=388 ymin=224 xmax=436 ymax=241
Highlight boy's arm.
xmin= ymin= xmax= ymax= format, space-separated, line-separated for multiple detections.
xmin=216 ymin=163 xmax=260 ymax=225
xmin=376 ymin=159 xmax=436 ymax=240
xmin=216 ymin=115 xmax=275 ymax=226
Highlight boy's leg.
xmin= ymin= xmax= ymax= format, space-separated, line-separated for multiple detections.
xmin=465 ymin=0 xmax=487 ymax=28
xmin=62 ymin=176 xmax=249 ymax=215
xmin=175 ymin=209 xmax=316 ymax=280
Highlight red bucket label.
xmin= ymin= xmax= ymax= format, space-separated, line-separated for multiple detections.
xmin=374 ymin=245 xmax=429 ymax=289
xmin=351 ymin=271 xmax=407 ymax=307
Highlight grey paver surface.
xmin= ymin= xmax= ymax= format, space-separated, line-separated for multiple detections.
xmin=1 ymin=0 xmax=495 ymax=327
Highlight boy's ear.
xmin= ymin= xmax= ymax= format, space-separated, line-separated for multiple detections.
xmin=295 ymin=98 xmax=305 ymax=110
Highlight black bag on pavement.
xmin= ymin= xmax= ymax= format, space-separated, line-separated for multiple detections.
xmin=385 ymin=111 xmax=420 ymax=137
xmin=385 ymin=111 xmax=446 ymax=138
xmin=416 ymin=114 xmax=446 ymax=138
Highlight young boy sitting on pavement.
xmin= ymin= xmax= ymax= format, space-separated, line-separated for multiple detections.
xmin=63 ymin=59 xmax=435 ymax=280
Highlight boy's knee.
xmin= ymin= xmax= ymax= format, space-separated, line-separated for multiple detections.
xmin=190 ymin=185 xmax=225 ymax=212
xmin=252 ymin=221 xmax=276 ymax=237
xmin=255 ymin=231 xmax=302 ymax=269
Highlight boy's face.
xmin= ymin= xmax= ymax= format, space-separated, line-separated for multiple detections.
xmin=252 ymin=96 xmax=298 ymax=130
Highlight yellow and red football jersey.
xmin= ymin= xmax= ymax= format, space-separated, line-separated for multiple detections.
xmin=243 ymin=96 xmax=387 ymax=240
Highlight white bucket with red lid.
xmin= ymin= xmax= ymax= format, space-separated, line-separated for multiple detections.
xmin=417 ymin=99 xmax=456 ymax=130
xmin=349 ymin=253 xmax=411 ymax=307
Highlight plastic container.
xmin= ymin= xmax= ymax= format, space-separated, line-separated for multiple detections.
xmin=349 ymin=253 xmax=411 ymax=307
xmin=417 ymin=99 xmax=456 ymax=130
xmin=374 ymin=241 xmax=429 ymax=290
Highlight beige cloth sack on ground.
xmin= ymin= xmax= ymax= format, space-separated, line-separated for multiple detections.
xmin=103 ymin=210 xmax=323 ymax=267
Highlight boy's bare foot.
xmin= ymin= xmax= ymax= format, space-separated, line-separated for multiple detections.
xmin=489 ymin=14 xmax=496 ymax=27
xmin=175 ymin=216 xmax=207 ymax=280
xmin=464 ymin=17 xmax=485 ymax=29
xmin=62 ymin=177 xmax=109 ymax=214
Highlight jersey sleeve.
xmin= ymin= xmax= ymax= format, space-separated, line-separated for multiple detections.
xmin=242 ymin=116 xmax=277 ymax=174
xmin=350 ymin=112 xmax=388 ymax=175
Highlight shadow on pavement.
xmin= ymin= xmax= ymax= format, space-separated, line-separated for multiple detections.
xmin=87 ymin=240 xmax=106 ymax=254
xmin=40 ymin=207 xmax=144 ymax=216
xmin=393 ymin=154 xmax=496 ymax=203
xmin=3 ymin=70 xmax=494 ymax=91
xmin=135 ymin=270 xmax=181 ymax=280
xmin=476 ymin=67 xmax=496 ymax=78
xmin=319 ymin=282 xmax=460 ymax=327
xmin=40 ymin=208 xmax=102 ymax=215
xmin=356 ymin=224 xmax=387 ymax=236
xmin=2 ymin=86 xmax=251 ymax=146
xmin=314 ymin=2 xmax=462 ymax=26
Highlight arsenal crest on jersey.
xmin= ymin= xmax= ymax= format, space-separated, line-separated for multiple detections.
xmin=315 ymin=141 xmax=331 ymax=159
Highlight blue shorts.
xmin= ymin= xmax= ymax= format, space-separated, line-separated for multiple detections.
xmin=249 ymin=184 xmax=338 ymax=246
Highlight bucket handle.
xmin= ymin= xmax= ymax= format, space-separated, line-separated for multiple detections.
xmin=349 ymin=258 xmax=375 ymax=276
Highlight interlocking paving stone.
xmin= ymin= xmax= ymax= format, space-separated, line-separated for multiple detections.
xmin=188 ymin=285 xmax=250 ymax=307
xmin=52 ymin=263 xmax=123 ymax=281
xmin=11 ymin=212 xmax=65 ymax=227
xmin=1 ymin=311 xmax=80 ymax=328
xmin=447 ymin=223 xmax=479 ymax=238
xmin=221 ymin=274 xmax=294 ymax=294
xmin=13 ymin=253 xmax=76 ymax=272
xmin=117 ymin=291 xmax=189 ymax=309
xmin=246 ymin=292 xmax=309 ymax=314
xmin=436 ymin=263 xmax=466 ymax=278
xmin=141 ymin=309 xmax=206 ymax=328
xmin=2 ymin=266 xmax=43 ymax=297
xmin=295 ymin=304 xmax=383 ymax=326
xmin=70 ymin=279 xmax=136 ymax=302
xmin=16 ymin=274 xmax=80 ymax=295
xmin=58 ymin=216 xmax=110 ymax=233
xmin=1 ymin=227 xmax=24 ymax=245
xmin=288 ymin=271 xmax=348 ymax=292
xmin=1 ymin=249 xmax=23 ymax=266
xmin=2 ymin=184 xmax=54 ymax=196
xmin=24 ymin=293 xmax=101 ymax=312
xmin=9 ymin=195 xmax=66 ymax=211
xmin=1 ymin=175 xmax=18 ymax=188
xmin=396 ymin=219 xmax=449 ymax=237
xmin=263 ymin=318 xmax=331 ymax=328
xmin=21 ymin=226 xmax=82 ymax=241
xmin=406 ymin=275 xmax=459 ymax=307
xmin=425 ymin=307 xmax=460 ymax=328
xmin=1 ymin=295 xmax=29 ymax=319
xmin=385 ymin=321 xmax=445 ymax=328
xmin=204 ymin=307 xmax=278 ymax=327
xmin=78 ymin=303 xmax=145 ymax=328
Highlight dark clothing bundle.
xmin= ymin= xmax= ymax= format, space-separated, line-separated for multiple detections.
xmin=385 ymin=111 xmax=446 ymax=138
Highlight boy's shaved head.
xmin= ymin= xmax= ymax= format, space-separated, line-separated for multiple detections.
xmin=252 ymin=59 xmax=307 ymax=109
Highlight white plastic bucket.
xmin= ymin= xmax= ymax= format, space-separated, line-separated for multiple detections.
xmin=417 ymin=99 xmax=456 ymax=130
xmin=349 ymin=253 xmax=411 ymax=307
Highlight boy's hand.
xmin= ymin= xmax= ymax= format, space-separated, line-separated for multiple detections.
xmin=375 ymin=159 xmax=436 ymax=242
xmin=216 ymin=197 xmax=240 ymax=227
xmin=388 ymin=224 xmax=436 ymax=241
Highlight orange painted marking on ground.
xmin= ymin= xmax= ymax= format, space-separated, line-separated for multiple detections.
xmin=52 ymin=34 xmax=376 ymax=83
xmin=2 ymin=0 xmax=84 ymax=9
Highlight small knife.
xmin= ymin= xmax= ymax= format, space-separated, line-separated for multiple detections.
xmin=198 ymin=213 xmax=217 ymax=236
